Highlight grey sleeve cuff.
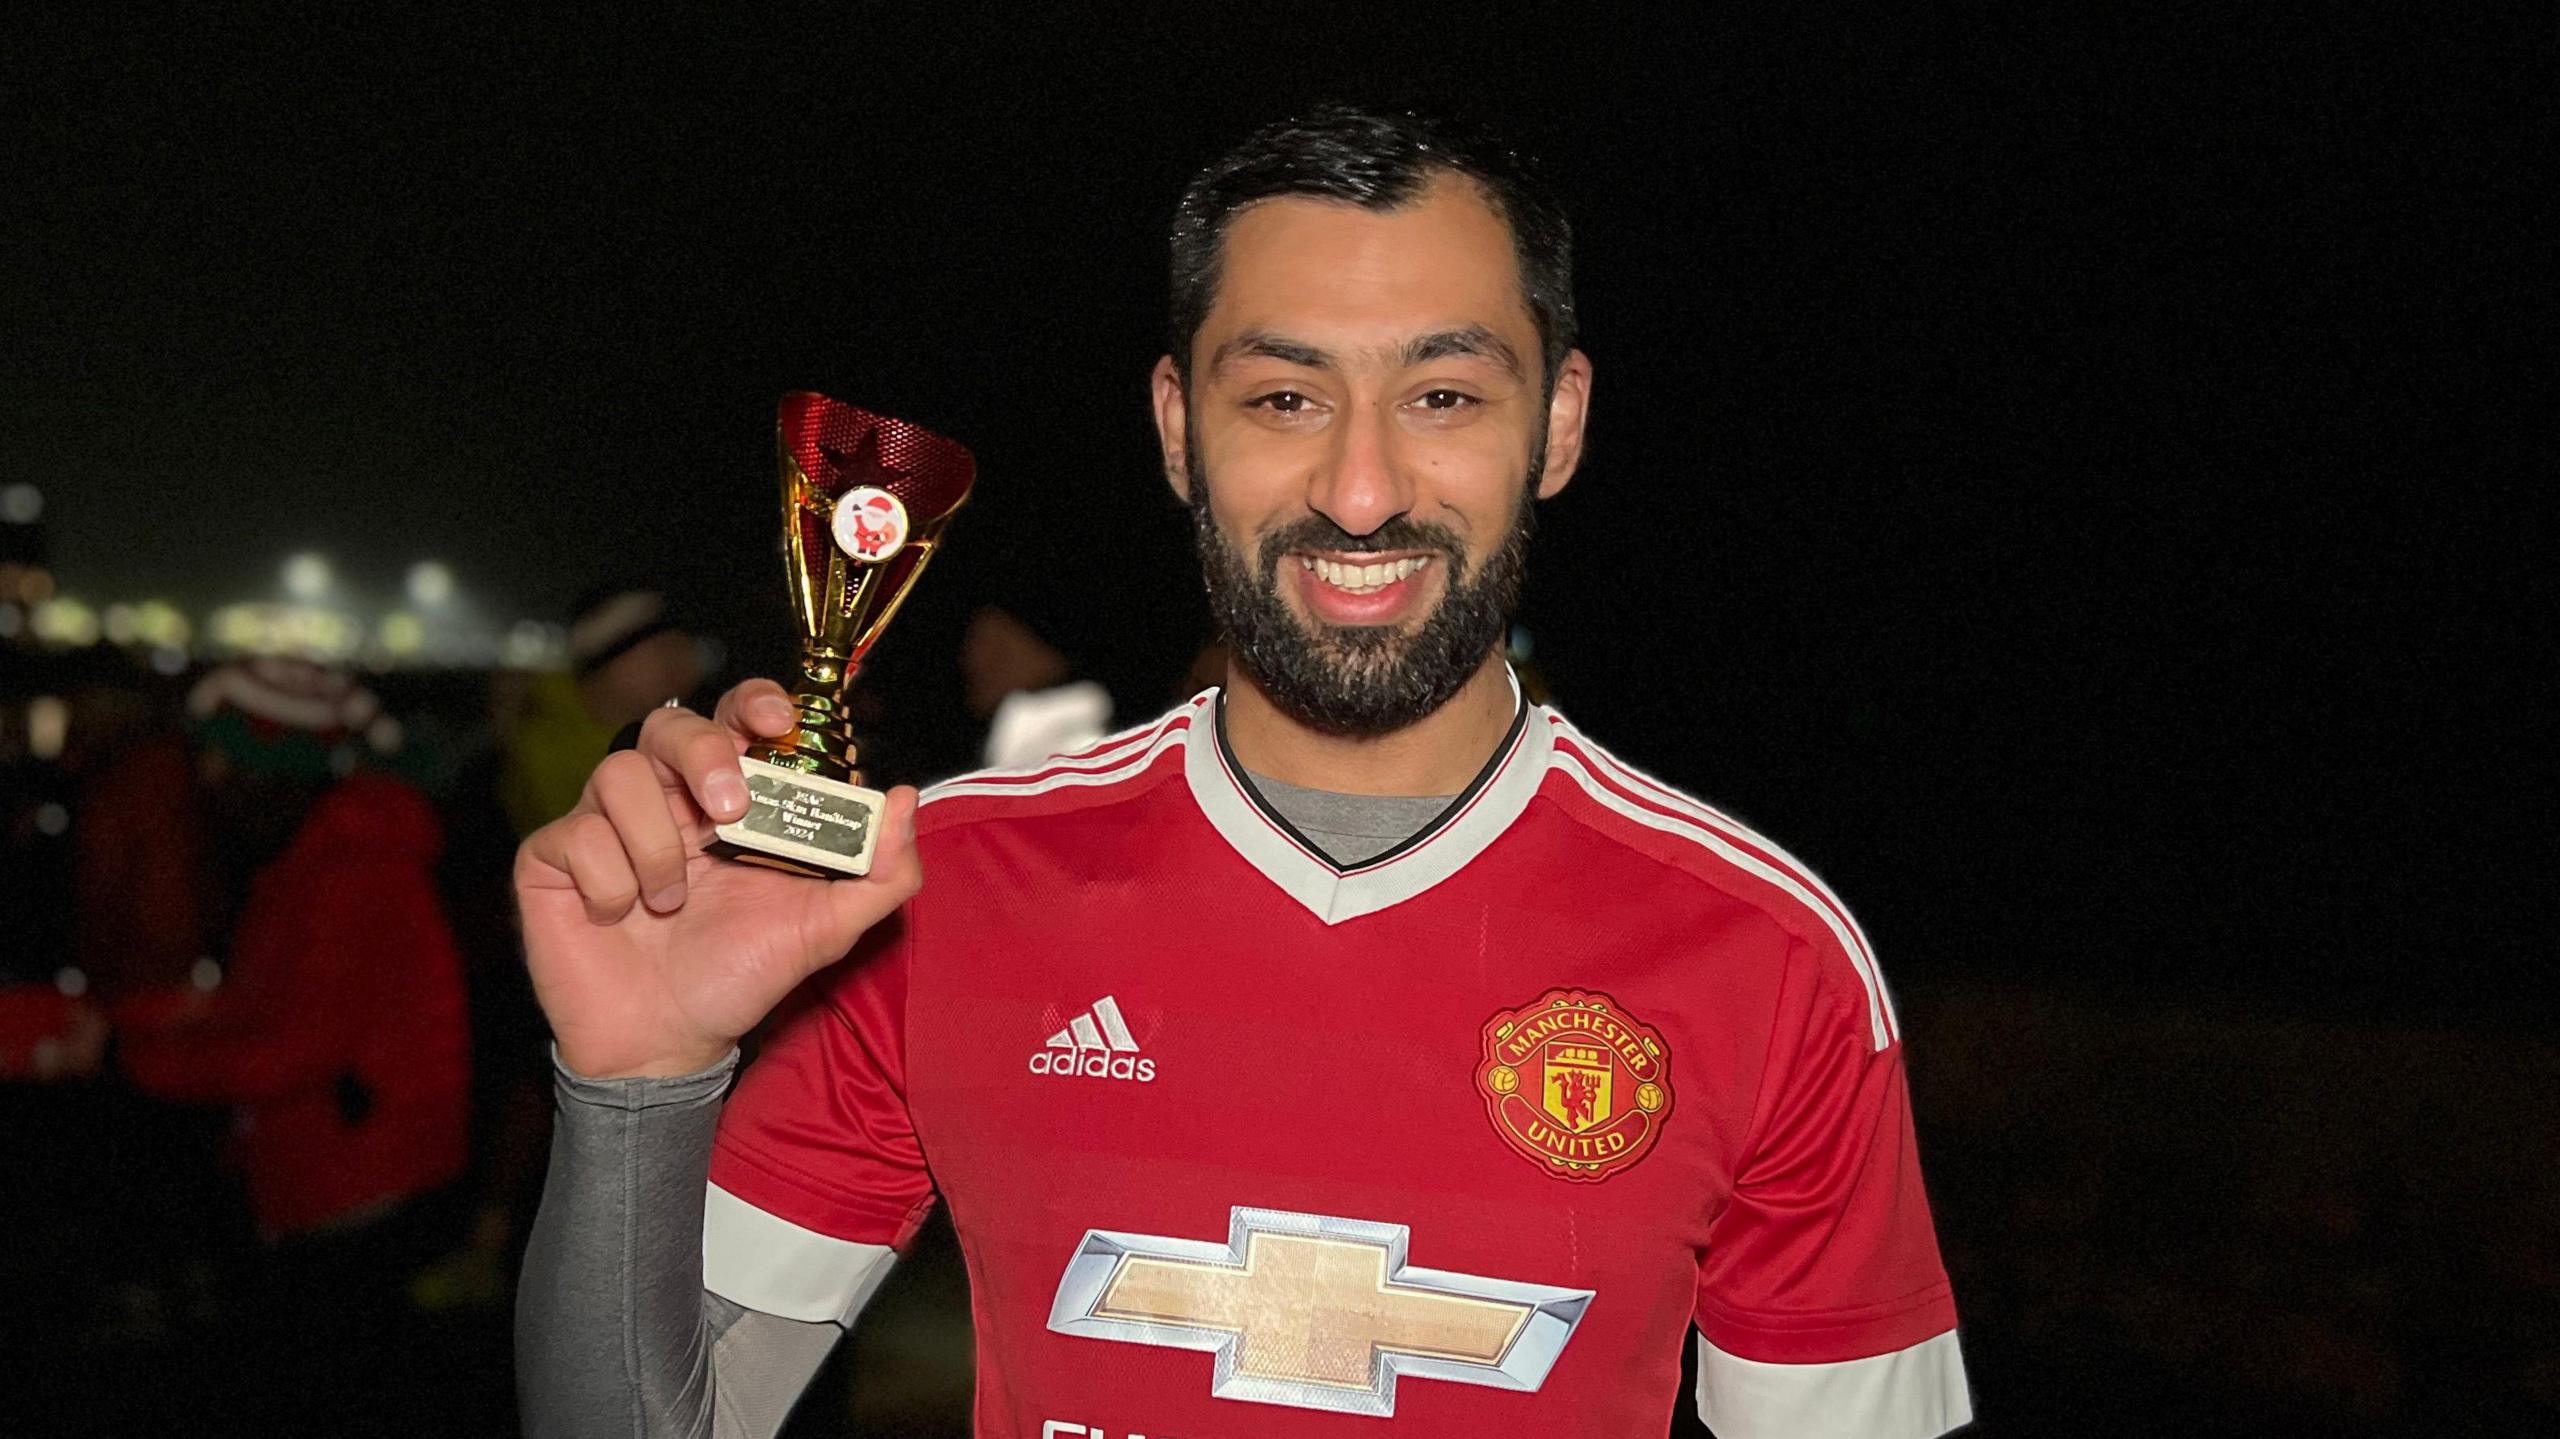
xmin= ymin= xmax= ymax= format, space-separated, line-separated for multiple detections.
xmin=549 ymin=1045 xmax=742 ymax=1108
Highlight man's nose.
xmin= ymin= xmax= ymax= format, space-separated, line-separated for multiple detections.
xmin=1309 ymin=400 xmax=1413 ymax=539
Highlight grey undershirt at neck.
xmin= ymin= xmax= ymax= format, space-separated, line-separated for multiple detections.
xmin=1241 ymin=768 xmax=1456 ymax=867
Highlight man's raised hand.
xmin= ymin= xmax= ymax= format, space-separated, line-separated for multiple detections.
xmin=513 ymin=678 xmax=921 ymax=1080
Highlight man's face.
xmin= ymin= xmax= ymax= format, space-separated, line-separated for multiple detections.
xmin=1154 ymin=176 xmax=1591 ymax=737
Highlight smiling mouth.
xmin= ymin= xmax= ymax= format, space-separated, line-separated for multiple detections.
xmin=1296 ymin=553 xmax=1434 ymax=595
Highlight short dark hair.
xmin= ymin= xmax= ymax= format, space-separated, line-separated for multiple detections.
xmin=1168 ymin=103 xmax=1576 ymax=391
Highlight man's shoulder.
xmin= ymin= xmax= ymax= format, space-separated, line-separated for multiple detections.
xmin=1532 ymin=709 xmax=1900 ymax=1049
xmin=913 ymin=697 xmax=1205 ymax=844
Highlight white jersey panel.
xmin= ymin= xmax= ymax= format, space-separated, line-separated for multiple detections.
xmin=1695 ymin=1329 xmax=1972 ymax=1439
xmin=701 ymin=1183 xmax=897 ymax=1325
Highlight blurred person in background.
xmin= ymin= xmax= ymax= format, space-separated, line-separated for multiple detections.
xmin=28 ymin=650 xmax=234 ymax=1339
xmin=413 ymin=586 xmax=712 ymax=1311
xmin=960 ymin=603 xmax=1112 ymax=769
xmin=109 ymin=657 xmax=468 ymax=1412
xmin=7 ymin=654 xmax=121 ymax=1078
xmin=500 ymin=587 xmax=710 ymax=836
xmin=71 ymin=692 xmax=206 ymax=999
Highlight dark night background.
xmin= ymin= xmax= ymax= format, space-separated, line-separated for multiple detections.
xmin=2 ymin=4 xmax=2546 ymax=1436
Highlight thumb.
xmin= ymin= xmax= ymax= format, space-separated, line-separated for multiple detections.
xmin=817 ymin=786 xmax=923 ymax=943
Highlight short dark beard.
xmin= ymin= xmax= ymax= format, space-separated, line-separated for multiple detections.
xmin=1187 ymin=454 xmax=1536 ymax=738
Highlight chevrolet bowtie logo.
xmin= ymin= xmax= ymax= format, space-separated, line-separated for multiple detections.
xmin=1046 ymin=1207 xmax=1592 ymax=1417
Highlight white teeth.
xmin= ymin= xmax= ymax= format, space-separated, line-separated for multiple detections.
xmin=1305 ymin=555 xmax=1428 ymax=593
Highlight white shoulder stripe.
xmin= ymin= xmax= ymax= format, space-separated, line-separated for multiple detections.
xmin=701 ymin=1184 xmax=897 ymax=1325
xmin=920 ymin=706 xmax=1189 ymax=797
xmin=1549 ymin=714 xmax=1895 ymax=1038
xmin=1551 ymin=715 xmax=1880 ymax=967
xmin=921 ymin=716 xmax=1190 ymax=806
xmin=1696 ymin=1329 xmax=1970 ymax=1439
xmin=1552 ymin=754 xmax=1896 ymax=1051
xmin=1052 ymin=700 xmax=1205 ymax=766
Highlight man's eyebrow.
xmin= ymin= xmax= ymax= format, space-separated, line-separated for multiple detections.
xmin=1401 ymin=325 xmax=1524 ymax=380
xmin=1209 ymin=332 xmax=1334 ymax=374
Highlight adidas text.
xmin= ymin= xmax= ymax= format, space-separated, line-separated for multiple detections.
xmin=1027 ymin=1050 xmax=1156 ymax=1082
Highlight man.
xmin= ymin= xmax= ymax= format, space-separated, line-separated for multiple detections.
xmin=518 ymin=105 xmax=1970 ymax=1438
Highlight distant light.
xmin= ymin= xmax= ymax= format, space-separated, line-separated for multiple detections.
xmin=406 ymin=561 xmax=455 ymax=607
xmin=150 ymin=644 xmax=187 ymax=675
xmin=191 ymin=957 xmax=224 ymax=991
xmin=103 ymin=603 xmax=138 ymax=645
xmin=0 ymin=484 xmax=39 ymax=524
xmin=282 ymin=552 xmax=332 ymax=600
xmin=31 ymin=597 xmax=98 ymax=646
xmin=211 ymin=605 xmax=262 ymax=650
xmin=204 ymin=601 xmax=359 ymax=660
xmin=54 ymin=967 xmax=87 ymax=999
xmin=128 ymin=600 xmax=190 ymax=648
xmin=378 ymin=611 xmax=426 ymax=657
xmin=34 ymin=802 xmax=68 ymax=836
xmin=502 ymin=619 xmax=568 ymax=670
xmin=0 ymin=603 xmax=18 ymax=639
xmin=27 ymin=695 xmax=68 ymax=760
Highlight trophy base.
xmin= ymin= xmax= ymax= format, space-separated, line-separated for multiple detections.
xmin=707 ymin=755 xmax=886 ymax=878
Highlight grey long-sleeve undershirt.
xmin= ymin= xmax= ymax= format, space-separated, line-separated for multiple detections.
xmin=516 ymin=1051 xmax=860 ymax=1439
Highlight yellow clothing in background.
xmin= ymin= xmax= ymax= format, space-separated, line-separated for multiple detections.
xmin=497 ymin=673 xmax=619 ymax=838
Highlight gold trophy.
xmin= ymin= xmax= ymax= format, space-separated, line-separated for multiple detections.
xmin=707 ymin=391 xmax=975 ymax=877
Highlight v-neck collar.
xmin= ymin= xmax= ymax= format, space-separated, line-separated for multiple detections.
xmin=1182 ymin=672 xmax=1551 ymax=926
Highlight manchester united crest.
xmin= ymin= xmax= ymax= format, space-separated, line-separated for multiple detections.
xmin=1477 ymin=989 xmax=1672 ymax=1182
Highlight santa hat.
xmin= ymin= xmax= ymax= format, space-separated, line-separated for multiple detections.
xmin=188 ymin=657 xmax=403 ymax=778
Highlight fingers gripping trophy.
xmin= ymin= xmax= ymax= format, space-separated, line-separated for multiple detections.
xmin=708 ymin=393 xmax=976 ymax=878
xmin=512 ymin=393 xmax=968 ymax=1082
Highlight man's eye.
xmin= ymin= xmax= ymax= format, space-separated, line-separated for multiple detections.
xmin=1250 ymin=391 xmax=1314 ymax=414
xmin=1415 ymin=389 xmax=1478 ymax=411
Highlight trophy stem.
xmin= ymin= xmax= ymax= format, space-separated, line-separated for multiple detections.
xmin=743 ymin=657 xmax=862 ymax=785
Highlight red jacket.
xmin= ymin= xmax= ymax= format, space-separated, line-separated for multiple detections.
xmin=74 ymin=735 xmax=208 ymax=997
xmin=118 ymin=771 xmax=470 ymax=1238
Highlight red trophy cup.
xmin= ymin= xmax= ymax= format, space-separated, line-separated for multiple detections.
xmin=706 ymin=393 xmax=975 ymax=877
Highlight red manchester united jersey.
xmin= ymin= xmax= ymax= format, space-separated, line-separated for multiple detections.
xmin=707 ymin=685 xmax=1970 ymax=1439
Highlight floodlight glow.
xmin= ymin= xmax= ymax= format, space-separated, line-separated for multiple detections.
xmin=282 ymin=552 xmax=332 ymax=600
xmin=407 ymin=561 xmax=455 ymax=607
xmin=205 ymin=601 xmax=359 ymax=660
xmin=0 ymin=484 xmax=39 ymax=524
xmin=379 ymin=611 xmax=426 ymax=656
xmin=131 ymin=601 xmax=190 ymax=648
xmin=31 ymin=597 xmax=98 ymax=646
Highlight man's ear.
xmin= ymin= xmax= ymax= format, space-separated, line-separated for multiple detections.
xmin=1535 ymin=349 xmax=1594 ymax=500
xmin=1151 ymin=355 xmax=1192 ymax=502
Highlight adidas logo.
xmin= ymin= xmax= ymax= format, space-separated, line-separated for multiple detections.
xmin=1028 ymin=995 xmax=1156 ymax=1082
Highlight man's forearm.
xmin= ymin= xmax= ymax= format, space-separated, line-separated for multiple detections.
xmin=517 ymin=1049 xmax=851 ymax=1439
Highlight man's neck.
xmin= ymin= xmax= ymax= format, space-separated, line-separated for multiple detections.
xmin=1220 ymin=652 xmax=1517 ymax=797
